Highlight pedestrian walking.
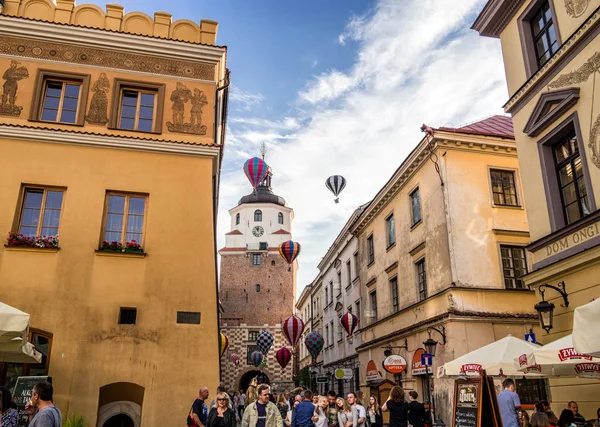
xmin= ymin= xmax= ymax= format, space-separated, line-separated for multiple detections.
xmin=336 ymin=398 xmax=355 ymax=427
xmin=407 ymin=391 xmax=425 ymax=427
xmin=242 ymin=385 xmax=282 ymax=427
xmin=382 ymin=386 xmax=409 ymax=427
xmin=497 ymin=379 xmax=522 ymax=427
xmin=366 ymin=396 xmax=382 ymax=427
xmin=277 ymin=394 xmax=290 ymax=427
xmin=24 ymin=381 xmax=62 ymax=427
xmin=207 ymin=393 xmax=236 ymax=427
xmin=239 ymin=391 xmax=247 ymax=418
xmin=291 ymin=390 xmax=315 ymax=427
xmin=188 ymin=387 xmax=210 ymax=427
xmin=1 ymin=386 xmax=18 ymax=427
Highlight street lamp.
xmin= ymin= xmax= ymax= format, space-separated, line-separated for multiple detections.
xmin=423 ymin=337 xmax=438 ymax=357
xmin=534 ymin=282 xmax=569 ymax=333
xmin=423 ymin=326 xmax=447 ymax=427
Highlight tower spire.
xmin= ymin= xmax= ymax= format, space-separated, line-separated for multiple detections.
xmin=260 ymin=142 xmax=267 ymax=161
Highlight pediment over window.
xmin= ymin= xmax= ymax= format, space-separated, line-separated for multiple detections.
xmin=523 ymin=88 xmax=580 ymax=137
xmin=334 ymin=301 xmax=344 ymax=312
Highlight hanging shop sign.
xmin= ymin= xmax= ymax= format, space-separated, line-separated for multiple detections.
xmin=366 ymin=360 xmax=381 ymax=382
xmin=335 ymin=368 xmax=353 ymax=380
xmin=412 ymin=348 xmax=432 ymax=376
xmin=382 ymin=354 xmax=407 ymax=374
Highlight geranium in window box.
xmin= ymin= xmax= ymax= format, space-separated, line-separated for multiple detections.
xmin=99 ymin=240 xmax=123 ymax=252
xmin=125 ymin=240 xmax=144 ymax=253
xmin=5 ymin=232 xmax=59 ymax=248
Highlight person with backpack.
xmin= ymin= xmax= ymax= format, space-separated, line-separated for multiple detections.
xmin=24 ymin=381 xmax=62 ymax=427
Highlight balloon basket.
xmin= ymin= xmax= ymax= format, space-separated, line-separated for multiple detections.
xmin=335 ymin=198 xmax=339 ymax=203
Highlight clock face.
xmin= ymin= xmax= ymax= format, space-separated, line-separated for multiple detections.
xmin=252 ymin=226 xmax=264 ymax=237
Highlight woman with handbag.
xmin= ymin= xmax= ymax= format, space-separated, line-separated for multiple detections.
xmin=207 ymin=393 xmax=235 ymax=427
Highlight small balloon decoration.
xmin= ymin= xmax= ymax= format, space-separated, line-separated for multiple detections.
xmin=282 ymin=315 xmax=305 ymax=347
xmin=340 ymin=312 xmax=359 ymax=337
xmin=250 ymin=350 xmax=264 ymax=367
xmin=325 ymin=175 xmax=347 ymax=203
xmin=243 ymin=157 xmax=269 ymax=190
xmin=219 ymin=333 xmax=229 ymax=357
xmin=231 ymin=353 xmax=240 ymax=365
xmin=304 ymin=331 xmax=324 ymax=363
xmin=279 ymin=240 xmax=301 ymax=264
xmin=256 ymin=330 xmax=274 ymax=355
xmin=276 ymin=347 xmax=292 ymax=369
xmin=259 ymin=357 xmax=267 ymax=369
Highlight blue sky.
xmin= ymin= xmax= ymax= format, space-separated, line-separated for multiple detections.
xmin=90 ymin=0 xmax=509 ymax=294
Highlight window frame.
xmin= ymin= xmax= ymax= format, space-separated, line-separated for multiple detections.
xmin=30 ymin=69 xmax=90 ymax=126
xmin=385 ymin=213 xmax=396 ymax=248
xmin=118 ymin=307 xmax=137 ymax=325
xmin=390 ymin=275 xmax=399 ymax=313
xmin=410 ymin=187 xmax=422 ymax=226
xmin=254 ymin=210 xmax=263 ymax=222
xmin=278 ymin=212 xmax=284 ymax=224
xmin=251 ymin=253 xmax=262 ymax=266
xmin=518 ymin=0 xmax=562 ymax=77
xmin=100 ymin=191 xmax=149 ymax=248
xmin=235 ymin=213 xmax=240 ymax=225
xmin=367 ymin=234 xmax=375 ymax=266
xmin=13 ymin=185 xmax=66 ymax=238
xmin=537 ymin=113 xmax=596 ymax=231
xmin=369 ymin=291 xmax=377 ymax=321
xmin=416 ymin=258 xmax=428 ymax=301
xmin=0 ymin=328 xmax=54 ymax=388
xmin=346 ymin=260 xmax=352 ymax=288
xmin=499 ymin=244 xmax=529 ymax=290
xmin=109 ymin=78 xmax=165 ymax=134
xmin=489 ymin=167 xmax=521 ymax=208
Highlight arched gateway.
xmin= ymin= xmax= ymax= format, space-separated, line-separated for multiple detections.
xmin=238 ymin=369 xmax=271 ymax=392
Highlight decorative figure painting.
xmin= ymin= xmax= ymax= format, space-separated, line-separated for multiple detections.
xmin=0 ymin=60 xmax=29 ymax=117
xmin=86 ymin=72 xmax=110 ymax=125
xmin=166 ymin=83 xmax=208 ymax=135
xmin=565 ymin=0 xmax=590 ymax=17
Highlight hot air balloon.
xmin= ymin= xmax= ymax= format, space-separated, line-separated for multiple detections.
xmin=304 ymin=331 xmax=324 ymax=363
xmin=256 ymin=330 xmax=274 ymax=355
xmin=219 ymin=333 xmax=229 ymax=357
xmin=276 ymin=347 xmax=292 ymax=369
xmin=326 ymin=175 xmax=347 ymax=203
xmin=340 ymin=312 xmax=359 ymax=337
xmin=259 ymin=357 xmax=267 ymax=369
xmin=243 ymin=157 xmax=269 ymax=191
xmin=279 ymin=240 xmax=301 ymax=264
xmin=282 ymin=315 xmax=305 ymax=347
xmin=250 ymin=350 xmax=264 ymax=367
xmin=231 ymin=353 xmax=240 ymax=365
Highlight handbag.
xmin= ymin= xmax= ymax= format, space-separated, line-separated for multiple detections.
xmin=187 ymin=403 xmax=198 ymax=427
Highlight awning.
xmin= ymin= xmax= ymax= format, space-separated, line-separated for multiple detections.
xmin=573 ymin=298 xmax=600 ymax=357
xmin=0 ymin=302 xmax=30 ymax=343
xmin=0 ymin=337 xmax=42 ymax=363
xmin=515 ymin=334 xmax=600 ymax=378
xmin=438 ymin=335 xmax=544 ymax=378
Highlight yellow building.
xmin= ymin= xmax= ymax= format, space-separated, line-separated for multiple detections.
xmin=474 ymin=0 xmax=600 ymax=416
xmin=0 ymin=1 xmax=228 ymax=426
xmin=350 ymin=117 xmax=541 ymax=424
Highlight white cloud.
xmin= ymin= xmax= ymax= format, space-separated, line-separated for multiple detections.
xmin=219 ymin=0 xmax=506 ymax=295
xmin=228 ymin=84 xmax=264 ymax=112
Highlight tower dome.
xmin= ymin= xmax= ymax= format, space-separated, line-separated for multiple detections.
xmin=238 ymin=166 xmax=286 ymax=206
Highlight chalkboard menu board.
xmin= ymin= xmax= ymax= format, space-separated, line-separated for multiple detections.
xmin=12 ymin=376 xmax=51 ymax=427
xmin=452 ymin=371 xmax=501 ymax=427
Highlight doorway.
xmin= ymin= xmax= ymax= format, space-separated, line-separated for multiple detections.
xmin=103 ymin=414 xmax=134 ymax=427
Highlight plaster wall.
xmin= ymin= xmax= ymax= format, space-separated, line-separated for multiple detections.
xmin=226 ymin=203 xmax=293 ymax=248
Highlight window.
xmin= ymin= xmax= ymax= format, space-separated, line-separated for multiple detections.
xmin=411 ymin=188 xmax=422 ymax=225
xmin=254 ymin=210 xmax=262 ymax=222
xmin=278 ymin=212 xmax=284 ymax=224
xmin=259 ymin=242 xmax=268 ymax=251
xmin=236 ymin=213 xmax=240 ymax=225
xmin=490 ymin=169 xmax=519 ymax=206
xmin=367 ymin=235 xmax=374 ymax=265
xmin=355 ymin=300 xmax=361 ymax=320
xmin=353 ymin=252 xmax=359 ymax=277
xmin=501 ymin=245 xmax=528 ymax=289
xmin=346 ymin=261 xmax=352 ymax=287
xmin=370 ymin=291 xmax=377 ymax=321
xmin=2 ymin=329 xmax=53 ymax=389
xmin=102 ymin=193 xmax=147 ymax=246
xmin=330 ymin=281 xmax=334 ymax=301
xmin=330 ymin=321 xmax=335 ymax=346
xmin=256 ymin=284 xmax=260 ymax=292
xmin=109 ymin=79 xmax=165 ymax=133
xmin=325 ymin=287 xmax=329 ymax=304
xmin=390 ymin=276 xmax=399 ymax=313
xmin=337 ymin=321 xmax=343 ymax=342
xmin=337 ymin=272 xmax=341 ymax=295
xmin=531 ymin=2 xmax=558 ymax=68
xmin=554 ymin=132 xmax=590 ymax=224
xmin=17 ymin=187 xmax=64 ymax=237
xmin=248 ymin=331 xmax=259 ymax=341
xmin=386 ymin=214 xmax=396 ymax=247
xmin=516 ymin=379 xmax=549 ymax=404
xmin=252 ymin=254 xmax=262 ymax=266
xmin=325 ymin=325 xmax=329 ymax=347
xmin=30 ymin=70 xmax=90 ymax=125
xmin=417 ymin=259 xmax=427 ymax=301
xmin=119 ymin=308 xmax=137 ymax=325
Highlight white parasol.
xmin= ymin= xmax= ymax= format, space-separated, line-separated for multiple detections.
xmin=0 ymin=337 xmax=42 ymax=363
xmin=0 ymin=301 xmax=30 ymax=343
xmin=572 ymin=298 xmax=600 ymax=357
xmin=437 ymin=335 xmax=544 ymax=378
xmin=515 ymin=334 xmax=600 ymax=378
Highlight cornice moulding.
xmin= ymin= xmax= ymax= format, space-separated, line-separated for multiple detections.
xmin=0 ymin=16 xmax=227 ymax=66
xmin=472 ymin=0 xmax=525 ymax=37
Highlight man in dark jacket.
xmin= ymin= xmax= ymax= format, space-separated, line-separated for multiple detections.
xmin=408 ymin=391 xmax=426 ymax=427
xmin=291 ymin=390 xmax=315 ymax=427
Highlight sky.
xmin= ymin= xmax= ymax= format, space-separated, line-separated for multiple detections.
xmin=90 ymin=0 xmax=509 ymax=295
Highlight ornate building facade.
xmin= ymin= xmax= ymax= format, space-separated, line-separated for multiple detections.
xmin=0 ymin=1 xmax=227 ymax=426
xmin=219 ymin=168 xmax=296 ymax=393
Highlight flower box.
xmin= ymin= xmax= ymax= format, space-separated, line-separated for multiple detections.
xmin=5 ymin=232 xmax=59 ymax=248
xmin=99 ymin=240 xmax=144 ymax=253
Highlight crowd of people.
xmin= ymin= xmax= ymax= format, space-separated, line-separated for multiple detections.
xmin=0 ymin=380 xmax=61 ymax=427
xmin=187 ymin=382 xmax=428 ymax=427
xmin=498 ymin=378 xmax=600 ymax=427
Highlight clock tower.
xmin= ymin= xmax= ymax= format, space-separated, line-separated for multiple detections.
xmin=219 ymin=166 xmax=296 ymax=392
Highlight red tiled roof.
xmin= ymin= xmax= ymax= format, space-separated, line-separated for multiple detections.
xmin=225 ymin=230 xmax=243 ymax=235
xmin=272 ymin=229 xmax=290 ymax=235
xmin=437 ymin=115 xmax=514 ymax=139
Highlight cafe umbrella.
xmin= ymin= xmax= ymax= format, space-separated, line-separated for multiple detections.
xmin=515 ymin=334 xmax=600 ymax=379
xmin=0 ymin=301 xmax=30 ymax=344
xmin=0 ymin=337 xmax=42 ymax=363
xmin=438 ymin=335 xmax=545 ymax=378
xmin=572 ymin=298 xmax=600 ymax=357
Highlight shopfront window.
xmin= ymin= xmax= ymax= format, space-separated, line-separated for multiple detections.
xmin=516 ymin=378 xmax=549 ymax=404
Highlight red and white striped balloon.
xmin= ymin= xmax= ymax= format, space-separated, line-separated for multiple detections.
xmin=340 ymin=312 xmax=359 ymax=337
xmin=282 ymin=315 xmax=305 ymax=347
